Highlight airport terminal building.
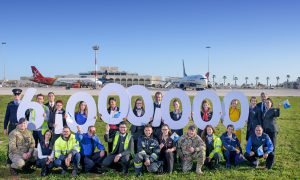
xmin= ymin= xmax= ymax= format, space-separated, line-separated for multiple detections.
xmin=80 ymin=66 xmax=163 ymax=87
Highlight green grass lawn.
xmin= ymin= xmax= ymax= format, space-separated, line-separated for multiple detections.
xmin=0 ymin=95 xmax=299 ymax=179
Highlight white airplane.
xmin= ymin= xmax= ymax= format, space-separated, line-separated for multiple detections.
xmin=170 ymin=60 xmax=209 ymax=90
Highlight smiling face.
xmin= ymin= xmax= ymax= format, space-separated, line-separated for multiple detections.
xmin=135 ymin=99 xmax=143 ymax=109
xmin=231 ymin=100 xmax=238 ymax=109
xmin=48 ymin=93 xmax=55 ymax=103
xmin=44 ymin=131 xmax=52 ymax=141
xmin=109 ymin=99 xmax=117 ymax=109
xmin=206 ymin=127 xmax=213 ymax=135
xmin=250 ymin=97 xmax=257 ymax=107
xmin=56 ymin=102 xmax=63 ymax=111
xmin=173 ymin=101 xmax=180 ymax=111
xmin=144 ymin=127 xmax=153 ymax=137
xmin=155 ymin=93 xmax=162 ymax=104
xmin=227 ymin=126 xmax=234 ymax=135
xmin=202 ymin=102 xmax=210 ymax=111
xmin=80 ymin=102 xmax=87 ymax=111
xmin=14 ymin=94 xmax=22 ymax=101
xmin=119 ymin=124 xmax=127 ymax=134
xmin=255 ymin=126 xmax=263 ymax=136
xmin=36 ymin=95 xmax=44 ymax=104
xmin=187 ymin=128 xmax=196 ymax=137
xmin=265 ymin=99 xmax=272 ymax=109
xmin=63 ymin=127 xmax=71 ymax=138
xmin=161 ymin=125 xmax=170 ymax=136
xmin=18 ymin=121 xmax=27 ymax=131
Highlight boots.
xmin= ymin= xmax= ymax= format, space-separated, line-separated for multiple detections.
xmin=196 ymin=162 xmax=203 ymax=175
xmin=135 ymin=168 xmax=142 ymax=177
xmin=41 ymin=166 xmax=47 ymax=176
xmin=10 ymin=167 xmax=18 ymax=176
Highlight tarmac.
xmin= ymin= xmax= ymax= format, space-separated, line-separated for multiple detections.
xmin=0 ymin=87 xmax=299 ymax=97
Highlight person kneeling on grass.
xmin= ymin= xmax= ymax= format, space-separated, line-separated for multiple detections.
xmin=36 ymin=130 xmax=54 ymax=176
xmin=134 ymin=124 xmax=163 ymax=176
xmin=244 ymin=125 xmax=274 ymax=169
xmin=202 ymin=125 xmax=224 ymax=170
xmin=54 ymin=126 xmax=81 ymax=176
xmin=76 ymin=125 xmax=107 ymax=173
xmin=177 ymin=125 xmax=206 ymax=175
xmin=220 ymin=124 xmax=245 ymax=168
xmin=102 ymin=121 xmax=134 ymax=175
xmin=9 ymin=118 xmax=37 ymax=175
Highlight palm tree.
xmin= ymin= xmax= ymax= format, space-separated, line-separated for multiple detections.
xmin=212 ymin=75 xmax=216 ymax=85
xmin=276 ymin=76 xmax=280 ymax=87
xmin=234 ymin=76 xmax=238 ymax=86
xmin=266 ymin=77 xmax=270 ymax=87
xmin=255 ymin=76 xmax=259 ymax=86
xmin=223 ymin=76 xmax=227 ymax=86
xmin=245 ymin=77 xmax=248 ymax=85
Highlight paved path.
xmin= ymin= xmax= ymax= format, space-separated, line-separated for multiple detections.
xmin=0 ymin=87 xmax=299 ymax=96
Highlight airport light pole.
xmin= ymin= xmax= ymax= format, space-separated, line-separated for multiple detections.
xmin=92 ymin=45 xmax=99 ymax=88
xmin=206 ymin=46 xmax=211 ymax=81
xmin=1 ymin=42 xmax=7 ymax=81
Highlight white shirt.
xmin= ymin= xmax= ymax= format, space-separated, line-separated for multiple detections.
xmin=37 ymin=142 xmax=54 ymax=159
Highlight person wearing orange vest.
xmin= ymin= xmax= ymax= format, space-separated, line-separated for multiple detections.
xmin=103 ymin=121 xmax=134 ymax=175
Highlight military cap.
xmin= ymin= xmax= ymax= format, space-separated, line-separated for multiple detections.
xmin=12 ymin=88 xmax=22 ymax=95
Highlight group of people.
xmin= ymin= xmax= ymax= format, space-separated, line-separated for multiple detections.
xmin=4 ymin=89 xmax=280 ymax=177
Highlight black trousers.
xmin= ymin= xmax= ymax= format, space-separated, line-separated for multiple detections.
xmin=264 ymin=130 xmax=277 ymax=151
xmin=244 ymin=152 xmax=275 ymax=169
xmin=160 ymin=151 xmax=174 ymax=173
xmin=204 ymin=153 xmax=221 ymax=169
xmin=82 ymin=152 xmax=107 ymax=172
xmin=102 ymin=154 xmax=131 ymax=173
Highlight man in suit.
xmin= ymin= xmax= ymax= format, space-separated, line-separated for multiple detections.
xmin=151 ymin=91 xmax=163 ymax=140
xmin=256 ymin=92 xmax=268 ymax=113
xmin=44 ymin=92 xmax=56 ymax=116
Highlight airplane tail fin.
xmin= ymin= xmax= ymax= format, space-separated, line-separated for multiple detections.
xmin=31 ymin=66 xmax=44 ymax=79
xmin=182 ymin=59 xmax=187 ymax=77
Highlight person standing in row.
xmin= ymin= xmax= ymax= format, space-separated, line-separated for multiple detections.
xmin=262 ymin=98 xmax=280 ymax=150
xmin=130 ymin=98 xmax=146 ymax=153
xmin=246 ymin=97 xmax=261 ymax=141
xmin=44 ymin=92 xmax=56 ymax=117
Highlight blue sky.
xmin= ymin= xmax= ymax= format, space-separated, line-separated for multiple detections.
xmin=0 ymin=0 xmax=299 ymax=85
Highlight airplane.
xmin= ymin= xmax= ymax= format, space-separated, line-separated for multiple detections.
xmin=170 ymin=60 xmax=209 ymax=90
xmin=97 ymin=70 xmax=114 ymax=84
xmin=30 ymin=66 xmax=102 ymax=87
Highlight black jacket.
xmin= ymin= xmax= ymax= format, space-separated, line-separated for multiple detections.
xmin=262 ymin=108 xmax=280 ymax=132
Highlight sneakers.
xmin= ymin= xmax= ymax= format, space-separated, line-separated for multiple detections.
xmin=253 ymin=160 xmax=259 ymax=168
xmin=10 ymin=167 xmax=18 ymax=176
xmin=72 ymin=169 xmax=78 ymax=177
xmin=226 ymin=163 xmax=231 ymax=169
xmin=61 ymin=169 xmax=67 ymax=175
xmin=135 ymin=172 xmax=143 ymax=177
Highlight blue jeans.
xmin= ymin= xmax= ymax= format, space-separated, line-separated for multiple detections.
xmin=54 ymin=153 xmax=81 ymax=170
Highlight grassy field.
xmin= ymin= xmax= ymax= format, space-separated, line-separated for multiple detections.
xmin=0 ymin=94 xmax=299 ymax=179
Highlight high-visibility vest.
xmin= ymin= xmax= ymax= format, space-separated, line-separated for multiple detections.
xmin=30 ymin=105 xmax=48 ymax=135
xmin=54 ymin=134 xmax=80 ymax=158
xmin=112 ymin=132 xmax=131 ymax=153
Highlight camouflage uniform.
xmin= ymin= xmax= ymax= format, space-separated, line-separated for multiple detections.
xmin=9 ymin=127 xmax=37 ymax=169
xmin=177 ymin=134 xmax=206 ymax=174
xmin=134 ymin=135 xmax=163 ymax=175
